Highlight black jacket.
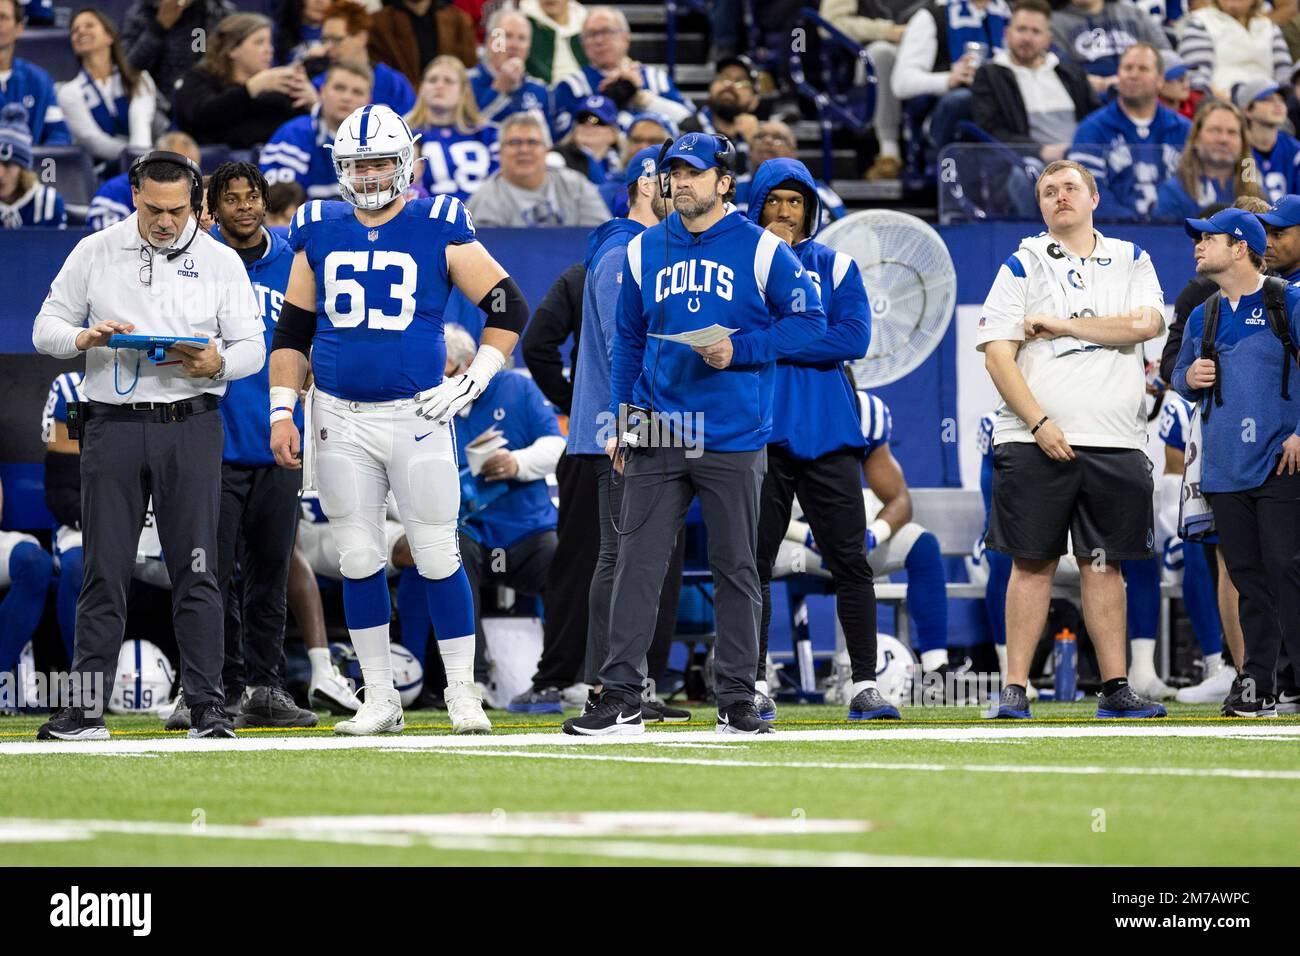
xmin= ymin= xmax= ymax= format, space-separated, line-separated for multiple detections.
xmin=1160 ymin=274 xmax=1218 ymax=386
xmin=122 ymin=0 xmax=234 ymax=107
xmin=171 ymin=66 xmax=306 ymax=149
xmin=970 ymin=58 xmax=1096 ymax=151
xmin=522 ymin=263 xmax=587 ymax=415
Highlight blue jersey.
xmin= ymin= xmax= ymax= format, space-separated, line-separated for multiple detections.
xmin=260 ymin=109 xmax=339 ymax=199
xmin=289 ymin=195 xmax=476 ymax=402
xmin=1252 ymin=133 xmax=1300 ymax=203
xmin=312 ymin=61 xmax=415 ymax=116
xmin=87 ymin=172 xmax=134 ymax=231
xmin=20 ymin=0 xmax=56 ymax=25
xmin=552 ymin=64 xmax=689 ymax=138
xmin=1134 ymin=0 xmax=1186 ymax=28
xmin=1153 ymin=174 xmax=1234 ymax=221
xmin=212 ymin=226 xmax=299 ymax=466
xmin=458 ymin=371 xmax=561 ymax=549
xmin=0 ymin=182 xmax=66 ymax=228
xmin=1158 ymin=390 xmax=1193 ymax=453
xmin=66 ymin=68 xmax=130 ymax=138
xmin=1 ymin=59 xmax=69 ymax=144
xmin=1069 ymin=101 xmax=1190 ymax=220
xmin=414 ymin=124 xmax=499 ymax=203
xmin=858 ymin=390 xmax=892 ymax=458
xmin=468 ymin=63 xmax=552 ymax=129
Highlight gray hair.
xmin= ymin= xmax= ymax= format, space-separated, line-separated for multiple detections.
xmin=444 ymin=323 xmax=478 ymax=371
xmin=486 ymin=7 xmax=531 ymax=37
xmin=500 ymin=111 xmax=552 ymax=148
xmin=585 ymin=6 xmax=630 ymax=33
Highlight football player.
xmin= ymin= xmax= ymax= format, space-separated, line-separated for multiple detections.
xmin=268 ymin=104 xmax=528 ymax=736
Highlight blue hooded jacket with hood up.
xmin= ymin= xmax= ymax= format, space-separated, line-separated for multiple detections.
xmin=609 ymin=190 xmax=826 ymax=452
xmin=568 ymin=215 xmax=647 ymax=455
xmin=746 ymin=158 xmax=871 ymax=460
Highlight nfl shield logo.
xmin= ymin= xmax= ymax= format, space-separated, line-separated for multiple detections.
xmin=319 ymin=428 xmax=328 ymax=441
xmin=367 ymin=229 xmax=378 ymax=242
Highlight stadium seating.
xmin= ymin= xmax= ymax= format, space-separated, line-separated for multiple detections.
xmin=15 ymin=27 xmax=78 ymax=83
xmin=32 ymin=146 xmax=95 ymax=222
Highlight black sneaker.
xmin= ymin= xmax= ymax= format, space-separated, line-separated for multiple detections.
xmin=236 ymin=686 xmax=319 ymax=728
xmin=1275 ymin=687 xmax=1300 ymax=716
xmin=36 ymin=707 xmax=108 ymax=741
xmin=188 ymin=701 xmax=236 ymax=738
xmin=562 ymin=694 xmax=644 ymax=736
xmin=716 ymin=700 xmax=774 ymax=734
xmin=1221 ymin=675 xmax=1278 ymax=717
xmin=1096 ymin=684 xmax=1167 ymax=719
xmin=641 ymin=696 xmax=691 ymax=723
xmin=164 ymin=689 xmax=190 ymax=731
xmin=583 ymin=688 xmax=599 ymax=716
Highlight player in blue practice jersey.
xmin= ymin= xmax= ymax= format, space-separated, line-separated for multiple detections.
xmin=268 ymin=104 xmax=529 ymax=736
xmin=406 ymin=56 xmax=500 ymax=204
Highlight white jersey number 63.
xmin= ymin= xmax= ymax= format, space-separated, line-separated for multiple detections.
xmin=324 ymin=251 xmax=418 ymax=331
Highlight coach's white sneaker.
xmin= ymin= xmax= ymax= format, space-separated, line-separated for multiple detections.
xmin=1128 ymin=670 xmax=1176 ymax=701
xmin=333 ymin=687 xmax=404 ymax=735
xmin=311 ymin=664 xmax=362 ymax=715
xmin=1176 ymin=662 xmax=1236 ymax=704
xmin=446 ymin=681 xmax=492 ymax=735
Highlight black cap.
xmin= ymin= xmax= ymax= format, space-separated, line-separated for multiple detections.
xmin=716 ymin=54 xmax=758 ymax=87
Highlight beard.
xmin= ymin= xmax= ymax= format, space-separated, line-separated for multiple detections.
xmin=650 ymin=191 xmax=668 ymax=221
xmin=674 ymin=189 xmax=718 ymax=219
xmin=709 ymin=98 xmax=743 ymax=122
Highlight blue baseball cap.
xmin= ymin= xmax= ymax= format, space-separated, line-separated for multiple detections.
xmin=661 ymin=132 xmax=727 ymax=171
xmin=1257 ymin=194 xmax=1300 ymax=228
xmin=1185 ymin=207 xmax=1268 ymax=255
xmin=628 ymin=111 xmax=678 ymax=138
xmin=1160 ymin=50 xmax=1188 ymax=82
xmin=624 ymin=145 xmax=662 ymax=185
xmin=576 ymin=94 xmax=618 ymax=127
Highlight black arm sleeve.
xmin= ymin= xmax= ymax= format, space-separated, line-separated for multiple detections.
xmin=270 ymin=300 xmax=317 ymax=356
xmin=1161 ymin=276 xmax=1218 ymax=384
xmin=522 ymin=263 xmax=586 ymax=414
xmin=477 ymin=275 xmax=530 ymax=334
xmin=44 ymin=450 xmax=81 ymax=529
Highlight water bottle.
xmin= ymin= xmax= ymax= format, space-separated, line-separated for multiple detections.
xmin=1054 ymin=627 xmax=1077 ymax=702
xmin=963 ymin=41 xmax=987 ymax=66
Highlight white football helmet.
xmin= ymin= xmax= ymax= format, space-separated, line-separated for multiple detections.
xmin=109 ymin=640 xmax=176 ymax=714
xmin=330 ymin=104 xmax=421 ymax=210
xmin=390 ymin=643 xmax=424 ymax=708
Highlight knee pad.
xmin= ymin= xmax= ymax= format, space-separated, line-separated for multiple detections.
xmin=409 ymin=522 xmax=462 ymax=580
xmin=330 ymin=519 xmax=387 ymax=581
xmin=403 ymin=456 xmax=460 ymax=525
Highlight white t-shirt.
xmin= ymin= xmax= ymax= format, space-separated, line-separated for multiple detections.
xmin=976 ymin=230 xmax=1164 ymax=450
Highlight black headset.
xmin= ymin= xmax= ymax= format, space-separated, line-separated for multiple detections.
xmin=655 ymin=132 xmax=738 ymax=199
xmin=129 ymin=150 xmax=205 ymax=217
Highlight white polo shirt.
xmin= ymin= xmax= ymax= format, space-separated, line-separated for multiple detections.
xmin=32 ymin=214 xmax=265 ymax=405
xmin=976 ymin=231 xmax=1164 ymax=450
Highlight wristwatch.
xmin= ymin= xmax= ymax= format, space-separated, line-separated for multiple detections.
xmin=213 ymin=353 xmax=227 ymax=381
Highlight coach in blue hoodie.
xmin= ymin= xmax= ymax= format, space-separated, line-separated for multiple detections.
xmin=1173 ymin=207 xmax=1300 ymax=716
xmin=207 ymin=162 xmax=315 ymax=729
xmin=563 ymin=133 xmax=826 ymax=737
xmin=744 ymin=157 xmax=898 ymax=722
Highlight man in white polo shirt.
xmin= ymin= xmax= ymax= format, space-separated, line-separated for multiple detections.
xmin=978 ymin=158 xmax=1169 ymax=720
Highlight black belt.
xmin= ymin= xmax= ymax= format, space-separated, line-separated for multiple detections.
xmin=85 ymin=395 xmax=219 ymax=423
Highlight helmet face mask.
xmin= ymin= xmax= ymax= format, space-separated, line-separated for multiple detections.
xmin=330 ymin=104 xmax=420 ymax=211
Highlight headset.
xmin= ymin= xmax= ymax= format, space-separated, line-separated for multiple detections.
xmin=129 ymin=150 xmax=205 ymax=260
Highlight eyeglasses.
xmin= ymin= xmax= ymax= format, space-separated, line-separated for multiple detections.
xmin=139 ymin=244 xmax=154 ymax=287
xmin=320 ymin=34 xmax=347 ymax=46
xmin=717 ymin=78 xmax=754 ymax=90
xmin=503 ymin=138 xmax=545 ymax=149
xmin=753 ymin=132 xmax=794 ymax=145
xmin=582 ymin=28 xmax=625 ymax=41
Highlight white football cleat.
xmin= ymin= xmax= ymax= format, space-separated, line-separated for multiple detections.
xmin=446 ymin=681 xmax=492 ymax=735
xmin=1176 ymin=662 xmax=1236 ymax=704
xmin=311 ymin=664 xmax=362 ymax=715
xmin=1128 ymin=671 xmax=1176 ymax=701
xmin=333 ymin=687 xmax=404 ymax=735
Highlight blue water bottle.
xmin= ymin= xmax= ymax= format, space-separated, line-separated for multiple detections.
xmin=1054 ymin=628 xmax=1077 ymax=702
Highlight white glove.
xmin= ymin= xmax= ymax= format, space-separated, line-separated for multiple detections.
xmin=416 ymin=345 xmax=507 ymax=423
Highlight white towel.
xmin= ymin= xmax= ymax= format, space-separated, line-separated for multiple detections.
xmin=1017 ymin=232 xmax=1100 ymax=358
xmin=301 ymin=385 xmax=317 ymax=493
xmin=1178 ymin=403 xmax=1215 ymax=540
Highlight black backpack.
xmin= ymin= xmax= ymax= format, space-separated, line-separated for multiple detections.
xmin=1200 ymin=275 xmax=1298 ymax=422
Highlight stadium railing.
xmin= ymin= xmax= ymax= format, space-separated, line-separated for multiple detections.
xmin=664 ymin=0 xmax=712 ymax=82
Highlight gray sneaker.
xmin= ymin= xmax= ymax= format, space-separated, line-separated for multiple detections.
xmin=1096 ymin=684 xmax=1167 ymax=719
xmin=984 ymin=684 xmax=1032 ymax=719
xmin=235 ymin=686 xmax=319 ymax=728
xmin=164 ymin=689 xmax=191 ymax=731
xmin=641 ymin=696 xmax=691 ymax=723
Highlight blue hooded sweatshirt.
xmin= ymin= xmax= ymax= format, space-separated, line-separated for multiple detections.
xmin=1172 ymin=280 xmax=1300 ymax=493
xmin=569 ymin=216 xmax=646 ymax=455
xmin=210 ymin=225 xmax=299 ymax=467
xmin=745 ymin=158 xmax=871 ymax=460
xmin=610 ymin=203 xmax=826 ymax=452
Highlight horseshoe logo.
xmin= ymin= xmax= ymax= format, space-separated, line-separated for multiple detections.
xmin=687 ymin=297 xmax=701 ymax=313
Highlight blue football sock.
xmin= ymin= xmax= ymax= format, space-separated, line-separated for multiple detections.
xmin=424 ymin=564 xmax=476 ymax=640
xmin=904 ymin=531 xmax=947 ymax=654
xmin=396 ymin=566 xmax=431 ymax=666
xmin=0 ymin=543 xmax=53 ymax=673
xmin=55 ymin=546 xmax=83 ymax=663
xmin=1123 ymin=557 xmax=1160 ymax=641
xmin=1181 ymin=540 xmax=1222 ymax=656
xmin=341 ymin=570 xmax=391 ymax=631
xmin=984 ymin=550 xmax=1012 ymax=646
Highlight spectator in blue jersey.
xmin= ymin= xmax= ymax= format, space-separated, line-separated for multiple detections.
xmin=0 ymin=477 xmax=53 ymax=711
xmin=1179 ymin=0 xmax=1291 ymax=102
xmin=308 ymin=2 xmax=414 ymax=115
xmin=551 ymin=6 xmax=692 ymax=139
xmin=261 ymin=60 xmax=372 ymax=200
xmin=549 ymin=94 xmax=623 ymax=184
xmin=122 ymin=0 xmax=235 ymax=109
xmin=274 ymin=0 xmax=328 ymax=65
xmin=1069 ymin=43 xmax=1191 ymax=220
xmin=679 ymin=55 xmax=767 ymax=175
xmin=892 ymin=0 xmax=1012 ymax=153
xmin=469 ymin=8 xmax=551 ymax=128
xmin=58 ymin=9 xmax=157 ymax=165
xmin=87 ymin=129 xmax=200 ymax=231
xmin=440 ymin=323 xmax=567 ymax=688
xmin=1155 ymin=100 xmax=1263 ymax=220
xmin=172 ymin=12 xmax=317 ymax=150
xmin=0 ymin=105 xmax=66 ymax=227
xmin=1236 ymin=79 xmax=1300 ymax=203
xmin=205 ymin=161 xmax=317 ymax=729
xmin=733 ymin=120 xmax=846 ymax=227
xmin=0 ymin=0 xmax=69 ymax=144
xmin=1173 ymin=207 xmax=1300 ymax=716
xmin=406 ymin=54 xmax=500 ymax=203
xmin=1050 ymin=0 xmax=1170 ymax=97
xmin=743 ymin=156 xmax=902 ymax=723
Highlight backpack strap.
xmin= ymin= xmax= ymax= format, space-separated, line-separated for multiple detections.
xmin=1263 ymin=275 xmax=1296 ymax=401
xmin=1200 ymin=292 xmax=1223 ymax=422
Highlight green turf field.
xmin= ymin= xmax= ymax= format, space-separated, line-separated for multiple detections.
xmin=2 ymin=703 xmax=1298 ymax=866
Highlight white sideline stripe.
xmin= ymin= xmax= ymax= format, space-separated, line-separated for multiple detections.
xmin=2 ymin=724 xmax=1298 ymax=757
xmin=0 ymin=818 xmax=1050 ymax=867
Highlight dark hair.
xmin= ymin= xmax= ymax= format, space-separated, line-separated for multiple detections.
xmin=206 ymin=161 xmax=269 ymax=214
xmin=267 ymin=180 xmax=306 ymax=215
xmin=1011 ymin=0 xmax=1052 ymax=17
xmin=138 ymin=159 xmax=191 ymax=186
xmin=0 ymin=0 xmax=22 ymax=24
xmin=69 ymin=9 xmax=143 ymax=98
xmin=1119 ymin=42 xmax=1163 ymax=70
xmin=1225 ymin=236 xmax=1266 ymax=270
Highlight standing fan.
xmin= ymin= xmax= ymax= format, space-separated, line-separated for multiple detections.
xmin=818 ymin=210 xmax=957 ymax=387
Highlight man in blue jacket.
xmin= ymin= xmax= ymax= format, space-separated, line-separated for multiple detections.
xmin=1173 ymin=207 xmax=1300 ymax=717
xmin=744 ymin=157 xmax=900 ymax=723
xmin=562 ymin=132 xmax=826 ymax=737
xmin=208 ymin=162 xmax=316 ymax=729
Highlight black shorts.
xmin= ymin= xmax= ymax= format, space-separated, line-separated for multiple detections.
xmin=986 ymin=442 xmax=1154 ymax=561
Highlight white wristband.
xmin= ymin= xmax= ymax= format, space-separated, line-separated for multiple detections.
xmin=270 ymin=385 xmax=298 ymax=424
xmin=467 ymin=344 xmax=507 ymax=383
xmin=869 ymin=518 xmax=892 ymax=545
